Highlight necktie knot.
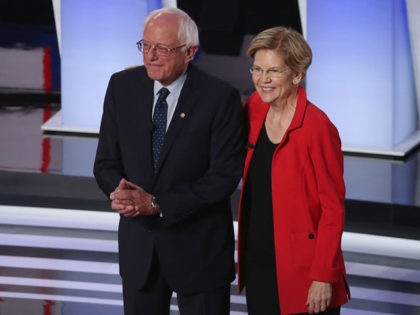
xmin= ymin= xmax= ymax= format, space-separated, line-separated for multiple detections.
xmin=158 ymin=87 xmax=170 ymax=100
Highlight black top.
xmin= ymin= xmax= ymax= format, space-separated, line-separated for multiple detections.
xmin=245 ymin=125 xmax=278 ymax=268
xmin=244 ymin=126 xmax=281 ymax=313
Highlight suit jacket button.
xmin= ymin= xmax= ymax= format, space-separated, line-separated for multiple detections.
xmin=308 ymin=233 xmax=315 ymax=239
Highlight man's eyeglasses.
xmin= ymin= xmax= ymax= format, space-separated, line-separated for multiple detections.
xmin=249 ymin=66 xmax=289 ymax=78
xmin=137 ymin=40 xmax=186 ymax=57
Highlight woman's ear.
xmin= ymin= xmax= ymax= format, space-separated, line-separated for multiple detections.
xmin=293 ymin=72 xmax=304 ymax=85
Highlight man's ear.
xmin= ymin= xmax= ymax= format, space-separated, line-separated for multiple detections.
xmin=185 ymin=46 xmax=199 ymax=63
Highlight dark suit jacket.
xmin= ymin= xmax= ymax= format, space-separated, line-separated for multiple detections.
xmin=94 ymin=64 xmax=245 ymax=294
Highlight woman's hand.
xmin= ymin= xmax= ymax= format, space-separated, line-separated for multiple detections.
xmin=306 ymin=280 xmax=332 ymax=313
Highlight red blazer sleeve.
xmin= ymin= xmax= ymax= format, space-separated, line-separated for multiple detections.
xmin=308 ymin=107 xmax=346 ymax=282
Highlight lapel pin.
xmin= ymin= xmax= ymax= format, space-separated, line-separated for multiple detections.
xmin=180 ymin=113 xmax=186 ymax=119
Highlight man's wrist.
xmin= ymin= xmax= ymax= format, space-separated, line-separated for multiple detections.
xmin=151 ymin=196 xmax=159 ymax=209
xmin=151 ymin=196 xmax=162 ymax=217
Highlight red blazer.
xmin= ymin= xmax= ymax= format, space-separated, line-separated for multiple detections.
xmin=238 ymin=87 xmax=350 ymax=315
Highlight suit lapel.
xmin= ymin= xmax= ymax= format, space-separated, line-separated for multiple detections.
xmin=125 ymin=67 xmax=155 ymax=181
xmin=142 ymin=80 xmax=155 ymax=174
xmin=154 ymin=65 xmax=199 ymax=175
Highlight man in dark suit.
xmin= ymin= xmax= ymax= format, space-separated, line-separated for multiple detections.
xmin=93 ymin=7 xmax=245 ymax=315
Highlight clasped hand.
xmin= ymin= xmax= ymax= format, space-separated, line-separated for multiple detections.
xmin=110 ymin=179 xmax=157 ymax=217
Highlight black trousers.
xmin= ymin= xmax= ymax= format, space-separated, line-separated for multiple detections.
xmin=245 ymin=260 xmax=340 ymax=315
xmin=122 ymin=253 xmax=230 ymax=315
xmin=295 ymin=307 xmax=341 ymax=315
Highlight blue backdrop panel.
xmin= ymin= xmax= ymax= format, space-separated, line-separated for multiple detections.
xmin=61 ymin=0 xmax=153 ymax=129
xmin=306 ymin=0 xmax=416 ymax=151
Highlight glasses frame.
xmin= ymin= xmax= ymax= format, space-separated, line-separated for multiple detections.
xmin=137 ymin=39 xmax=186 ymax=56
xmin=249 ymin=66 xmax=290 ymax=78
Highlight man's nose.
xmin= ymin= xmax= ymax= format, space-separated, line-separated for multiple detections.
xmin=146 ymin=46 xmax=158 ymax=59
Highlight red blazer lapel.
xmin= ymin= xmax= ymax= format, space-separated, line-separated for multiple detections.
xmin=243 ymin=92 xmax=269 ymax=183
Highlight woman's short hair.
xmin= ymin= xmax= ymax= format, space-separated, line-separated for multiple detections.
xmin=143 ymin=7 xmax=199 ymax=48
xmin=247 ymin=26 xmax=312 ymax=74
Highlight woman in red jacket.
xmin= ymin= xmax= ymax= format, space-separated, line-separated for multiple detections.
xmin=238 ymin=27 xmax=350 ymax=315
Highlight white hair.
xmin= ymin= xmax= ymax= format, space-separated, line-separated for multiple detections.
xmin=143 ymin=7 xmax=199 ymax=48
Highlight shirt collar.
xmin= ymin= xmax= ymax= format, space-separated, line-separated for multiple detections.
xmin=153 ymin=71 xmax=188 ymax=97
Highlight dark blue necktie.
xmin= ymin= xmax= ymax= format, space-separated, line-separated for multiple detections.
xmin=152 ymin=87 xmax=170 ymax=172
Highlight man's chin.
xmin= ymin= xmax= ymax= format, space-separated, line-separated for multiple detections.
xmin=145 ymin=71 xmax=161 ymax=81
xmin=144 ymin=65 xmax=163 ymax=76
